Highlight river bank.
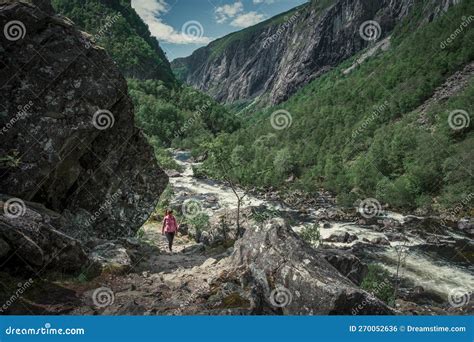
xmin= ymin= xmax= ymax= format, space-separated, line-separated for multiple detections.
xmin=167 ymin=150 xmax=473 ymax=312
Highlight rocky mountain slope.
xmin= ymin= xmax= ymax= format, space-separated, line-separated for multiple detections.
xmin=172 ymin=0 xmax=461 ymax=106
xmin=196 ymin=0 xmax=472 ymax=214
xmin=0 ymin=0 xmax=167 ymax=274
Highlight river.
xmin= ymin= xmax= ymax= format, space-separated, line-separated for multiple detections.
xmin=169 ymin=150 xmax=473 ymax=302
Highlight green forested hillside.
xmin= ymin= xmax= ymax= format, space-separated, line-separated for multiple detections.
xmin=199 ymin=1 xmax=473 ymax=213
xmin=52 ymin=0 xmax=175 ymax=83
xmin=128 ymin=79 xmax=240 ymax=148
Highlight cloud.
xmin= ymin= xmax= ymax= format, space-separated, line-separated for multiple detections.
xmin=231 ymin=12 xmax=266 ymax=28
xmin=215 ymin=1 xmax=266 ymax=28
xmin=131 ymin=0 xmax=211 ymax=45
xmin=215 ymin=1 xmax=244 ymax=24
xmin=253 ymin=0 xmax=276 ymax=3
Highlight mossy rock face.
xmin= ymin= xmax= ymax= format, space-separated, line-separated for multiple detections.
xmin=100 ymin=263 xmax=131 ymax=276
xmin=218 ymin=293 xmax=251 ymax=309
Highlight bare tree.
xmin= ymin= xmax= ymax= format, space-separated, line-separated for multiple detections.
xmin=393 ymin=237 xmax=409 ymax=299
xmin=218 ymin=160 xmax=249 ymax=237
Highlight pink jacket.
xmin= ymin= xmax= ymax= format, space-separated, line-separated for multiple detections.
xmin=163 ymin=215 xmax=178 ymax=233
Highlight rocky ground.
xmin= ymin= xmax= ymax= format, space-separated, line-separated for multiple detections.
xmin=2 ymin=215 xmax=471 ymax=316
xmin=0 ymin=218 xmax=396 ymax=315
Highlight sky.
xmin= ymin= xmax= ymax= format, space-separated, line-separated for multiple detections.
xmin=131 ymin=0 xmax=307 ymax=61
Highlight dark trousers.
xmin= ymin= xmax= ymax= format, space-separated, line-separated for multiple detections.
xmin=165 ymin=232 xmax=175 ymax=251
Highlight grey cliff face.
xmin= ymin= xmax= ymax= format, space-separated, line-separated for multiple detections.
xmin=0 ymin=1 xmax=168 ymax=240
xmin=172 ymin=0 xmax=460 ymax=106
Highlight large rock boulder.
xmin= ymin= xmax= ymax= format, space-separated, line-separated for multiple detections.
xmin=319 ymin=249 xmax=368 ymax=286
xmin=0 ymin=199 xmax=89 ymax=273
xmin=0 ymin=0 xmax=167 ymax=239
xmin=90 ymin=242 xmax=132 ymax=275
xmin=230 ymin=219 xmax=393 ymax=314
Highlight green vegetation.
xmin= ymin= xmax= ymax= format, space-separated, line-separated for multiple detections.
xmin=300 ymin=224 xmax=321 ymax=247
xmin=251 ymin=207 xmax=281 ymax=223
xmin=200 ymin=1 xmax=473 ymax=213
xmin=52 ymin=0 xmax=174 ymax=83
xmin=128 ymin=79 xmax=240 ymax=149
xmin=0 ymin=150 xmax=21 ymax=168
xmin=188 ymin=213 xmax=210 ymax=239
xmin=154 ymin=185 xmax=174 ymax=220
xmin=360 ymin=265 xmax=395 ymax=305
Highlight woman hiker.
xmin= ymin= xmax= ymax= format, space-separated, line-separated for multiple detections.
xmin=162 ymin=209 xmax=179 ymax=252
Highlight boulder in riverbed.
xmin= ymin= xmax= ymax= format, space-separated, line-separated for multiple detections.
xmin=319 ymin=249 xmax=368 ymax=286
xmin=323 ymin=232 xmax=358 ymax=244
xmin=371 ymin=237 xmax=391 ymax=246
xmin=230 ymin=219 xmax=393 ymax=314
